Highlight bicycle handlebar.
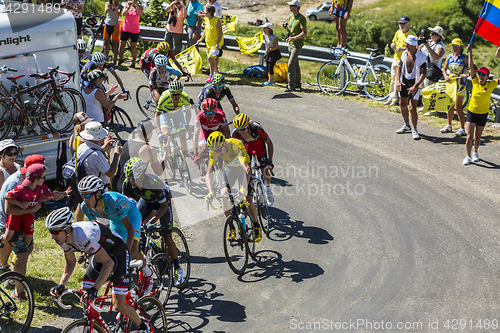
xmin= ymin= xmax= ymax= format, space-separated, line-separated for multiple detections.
xmin=0 ymin=65 xmax=17 ymax=74
xmin=56 ymin=289 xmax=109 ymax=313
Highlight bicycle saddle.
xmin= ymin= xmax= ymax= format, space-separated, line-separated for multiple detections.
xmin=7 ymin=75 xmax=25 ymax=81
xmin=29 ymin=72 xmax=49 ymax=79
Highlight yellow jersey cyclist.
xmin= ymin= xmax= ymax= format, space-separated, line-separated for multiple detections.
xmin=231 ymin=113 xmax=275 ymax=205
xmin=198 ymin=73 xmax=240 ymax=115
xmin=122 ymin=157 xmax=185 ymax=286
xmin=47 ymin=207 xmax=152 ymax=333
xmin=156 ymin=80 xmax=195 ymax=171
xmin=205 ymin=132 xmax=262 ymax=242
xmin=78 ymin=175 xmax=154 ymax=295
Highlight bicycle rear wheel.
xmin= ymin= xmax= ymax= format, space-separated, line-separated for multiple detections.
xmin=0 ymin=271 xmax=35 ymax=333
xmin=109 ymin=106 xmax=134 ymax=142
xmin=170 ymin=227 xmax=190 ymax=289
xmin=223 ymin=215 xmax=248 ymax=275
xmin=362 ymin=64 xmax=391 ymax=101
xmin=317 ymin=60 xmax=349 ymax=95
xmin=133 ymin=296 xmax=167 ymax=333
xmin=136 ymin=85 xmax=155 ymax=119
xmin=254 ymin=179 xmax=271 ymax=236
xmin=151 ymin=253 xmax=173 ymax=307
xmin=45 ymin=88 xmax=78 ymax=133
xmin=175 ymin=149 xmax=193 ymax=194
xmin=62 ymin=319 xmax=106 ymax=333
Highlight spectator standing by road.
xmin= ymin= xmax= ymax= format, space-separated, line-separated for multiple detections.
xmin=462 ymin=44 xmax=499 ymax=165
xmin=196 ymin=4 xmax=224 ymax=83
xmin=328 ymin=0 xmax=353 ymax=48
xmin=385 ymin=16 xmax=416 ymax=106
xmin=418 ymin=26 xmax=446 ymax=88
xmin=0 ymin=140 xmax=20 ymax=190
xmin=60 ymin=0 xmax=83 ymax=39
xmin=395 ymin=35 xmax=427 ymax=140
xmin=186 ymin=0 xmax=204 ymax=47
xmin=104 ymin=0 xmax=123 ymax=64
xmin=118 ymin=0 xmax=143 ymax=68
xmin=283 ymin=0 xmax=307 ymax=93
xmin=165 ymin=1 xmax=186 ymax=56
xmin=261 ymin=23 xmax=281 ymax=87
xmin=207 ymin=0 xmax=222 ymax=18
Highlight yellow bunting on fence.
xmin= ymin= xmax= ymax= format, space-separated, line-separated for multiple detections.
xmin=235 ymin=31 xmax=263 ymax=55
xmin=422 ymin=80 xmax=457 ymax=113
xmin=221 ymin=14 xmax=238 ymax=34
xmin=171 ymin=45 xmax=203 ymax=74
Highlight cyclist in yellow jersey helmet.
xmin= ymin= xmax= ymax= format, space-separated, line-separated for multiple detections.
xmin=205 ymin=132 xmax=262 ymax=242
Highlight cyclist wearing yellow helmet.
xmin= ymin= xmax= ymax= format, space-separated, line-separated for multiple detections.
xmin=205 ymin=131 xmax=262 ymax=242
xmin=139 ymin=42 xmax=187 ymax=79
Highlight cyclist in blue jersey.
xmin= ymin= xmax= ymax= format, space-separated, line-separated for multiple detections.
xmin=78 ymin=175 xmax=154 ymax=294
xmin=197 ymin=73 xmax=240 ymax=115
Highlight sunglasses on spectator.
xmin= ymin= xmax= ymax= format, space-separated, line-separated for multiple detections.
xmin=477 ymin=72 xmax=488 ymax=77
xmin=5 ymin=151 xmax=18 ymax=156
xmin=49 ymin=229 xmax=65 ymax=235
xmin=36 ymin=176 xmax=46 ymax=180
xmin=430 ymin=32 xmax=437 ymax=36
xmin=204 ymin=111 xmax=215 ymax=115
xmin=81 ymin=193 xmax=95 ymax=200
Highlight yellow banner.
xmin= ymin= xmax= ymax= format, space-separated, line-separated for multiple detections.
xmin=171 ymin=45 xmax=203 ymax=74
xmin=235 ymin=31 xmax=263 ymax=55
xmin=221 ymin=14 xmax=238 ymax=34
xmin=422 ymin=80 xmax=457 ymax=113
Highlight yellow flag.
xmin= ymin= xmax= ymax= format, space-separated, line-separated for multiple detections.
xmin=221 ymin=14 xmax=238 ymax=34
xmin=235 ymin=31 xmax=263 ymax=55
xmin=170 ymin=45 xmax=203 ymax=75
xmin=422 ymin=80 xmax=457 ymax=113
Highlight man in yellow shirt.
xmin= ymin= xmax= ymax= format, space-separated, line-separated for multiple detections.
xmin=462 ymin=44 xmax=500 ymax=165
xmin=385 ymin=16 xmax=416 ymax=106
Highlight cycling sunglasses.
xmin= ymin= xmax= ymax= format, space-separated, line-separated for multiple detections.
xmin=49 ymin=229 xmax=65 ymax=235
xmin=237 ymin=126 xmax=248 ymax=131
xmin=81 ymin=193 xmax=95 ymax=200
xmin=213 ymin=85 xmax=223 ymax=89
xmin=215 ymin=145 xmax=225 ymax=153
xmin=172 ymin=93 xmax=182 ymax=96
xmin=126 ymin=175 xmax=140 ymax=181
xmin=204 ymin=110 xmax=215 ymax=115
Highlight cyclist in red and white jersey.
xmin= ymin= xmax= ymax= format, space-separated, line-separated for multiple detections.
xmin=140 ymin=42 xmax=187 ymax=79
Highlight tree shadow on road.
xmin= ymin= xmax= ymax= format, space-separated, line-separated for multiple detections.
xmin=164 ymin=277 xmax=246 ymax=332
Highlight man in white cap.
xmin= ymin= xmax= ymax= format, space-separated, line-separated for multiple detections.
xmin=418 ymin=25 xmax=446 ymax=87
xmin=283 ymin=0 xmax=307 ymax=92
xmin=75 ymin=122 xmax=122 ymax=220
xmin=395 ymin=35 xmax=427 ymax=140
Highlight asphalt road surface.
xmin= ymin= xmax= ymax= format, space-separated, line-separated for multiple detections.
xmin=38 ymin=67 xmax=500 ymax=332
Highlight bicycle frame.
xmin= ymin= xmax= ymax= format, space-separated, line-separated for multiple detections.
xmin=83 ymin=13 xmax=106 ymax=54
xmin=335 ymin=51 xmax=378 ymax=87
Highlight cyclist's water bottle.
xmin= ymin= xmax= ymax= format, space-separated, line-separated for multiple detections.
xmin=150 ymin=239 xmax=160 ymax=254
xmin=239 ymin=211 xmax=246 ymax=231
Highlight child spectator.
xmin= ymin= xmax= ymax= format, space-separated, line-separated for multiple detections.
xmin=261 ymin=23 xmax=281 ymax=86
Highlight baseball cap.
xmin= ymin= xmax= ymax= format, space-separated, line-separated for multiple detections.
xmin=398 ymin=16 xmax=410 ymax=23
xmin=79 ymin=122 xmax=108 ymax=141
xmin=449 ymin=38 xmax=463 ymax=46
xmin=261 ymin=22 xmax=274 ymax=29
xmin=20 ymin=154 xmax=45 ymax=174
xmin=72 ymin=112 xmax=93 ymax=126
xmin=477 ymin=67 xmax=490 ymax=76
xmin=405 ymin=35 xmax=418 ymax=47
xmin=21 ymin=164 xmax=46 ymax=187
xmin=287 ymin=0 xmax=301 ymax=6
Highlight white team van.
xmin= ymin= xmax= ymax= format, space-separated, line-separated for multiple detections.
xmin=0 ymin=1 xmax=79 ymax=179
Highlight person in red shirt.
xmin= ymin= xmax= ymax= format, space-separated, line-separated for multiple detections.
xmin=193 ymin=98 xmax=230 ymax=179
xmin=231 ymin=113 xmax=275 ymax=205
xmin=139 ymin=42 xmax=187 ymax=79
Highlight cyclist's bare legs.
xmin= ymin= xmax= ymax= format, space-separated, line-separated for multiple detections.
xmin=162 ymin=232 xmax=178 ymax=261
xmin=263 ymin=165 xmax=272 ymax=186
xmin=113 ymin=293 xmax=141 ymax=326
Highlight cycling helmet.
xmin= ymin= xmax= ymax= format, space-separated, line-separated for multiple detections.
xmin=233 ymin=113 xmax=250 ymax=129
xmin=157 ymin=42 xmax=170 ymax=53
xmin=201 ymin=98 xmax=218 ymax=113
xmin=124 ymin=157 xmax=147 ymax=179
xmin=168 ymin=80 xmax=183 ymax=94
xmin=87 ymin=69 xmax=108 ymax=82
xmin=92 ymin=52 xmax=106 ymax=65
xmin=78 ymin=175 xmax=105 ymax=193
xmin=77 ymin=39 xmax=87 ymax=51
xmin=46 ymin=207 xmax=74 ymax=230
xmin=212 ymin=73 xmax=225 ymax=87
xmin=154 ymin=54 xmax=169 ymax=67
xmin=207 ymin=131 xmax=225 ymax=151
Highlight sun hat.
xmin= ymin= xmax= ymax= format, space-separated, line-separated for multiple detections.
xmin=72 ymin=112 xmax=93 ymax=126
xmin=477 ymin=67 xmax=490 ymax=77
xmin=428 ymin=26 xmax=445 ymax=40
xmin=79 ymin=122 xmax=108 ymax=141
xmin=398 ymin=16 xmax=410 ymax=23
xmin=0 ymin=139 xmax=18 ymax=153
xmin=261 ymin=22 xmax=274 ymax=29
xmin=449 ymin=38 xmax=463 ymax=46
xmin=20 ymin=154 xmax=45 ymax=174
xmin=287 ymin=0 xmax=301 ymax=7
xmin=21 ymin=164 xmax=46 ymax=187
xmin=404 ymin=35 xmax=418 ymax=47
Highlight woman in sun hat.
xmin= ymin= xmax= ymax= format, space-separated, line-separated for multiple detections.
xmin=0 ymin=140 xmax=20 ymax=190
xmin=440 ymin=37 xmax=468 ymax=137
xmin=418 ymin=25 xmax=446 ymax=87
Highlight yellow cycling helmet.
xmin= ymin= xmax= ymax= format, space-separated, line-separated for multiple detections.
xmin=207 ymin=131 xmax=225 ymax=151
xmin=233 ymin=113 xmax=250 ymax=129
xmin=157 ymin=42 xmax=170 ymax=53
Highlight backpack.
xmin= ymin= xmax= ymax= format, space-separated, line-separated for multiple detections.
xmin=243 ymin=65 xmax=267 ymax=79
xmin=273 ymin=62 xmax=288 ymax=83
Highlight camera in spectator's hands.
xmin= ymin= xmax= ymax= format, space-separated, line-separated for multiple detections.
xmin=282 ymin=22 xmax=288 ymax=28
xmin=417 ymin=29 xmax=428 ymax=46
xmin=168 ymin=9 xmax=177 ymax=26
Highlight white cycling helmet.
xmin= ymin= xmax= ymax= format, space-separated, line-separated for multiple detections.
xmin=46 ymin=207 xmax=74 ymax=230
xmin=92 ymin=52 xmax=106 ymax=65
xmin=78 ymin=175 xmax=105 ymax=193
xmin=154 ymin=54 xmax=169 ymax=67
xmin=77 ymin=39 xmax=87 ymax=51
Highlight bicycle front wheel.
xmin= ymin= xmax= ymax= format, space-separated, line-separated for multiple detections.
xmin=171 ymin=227 xmax=191 ymax=289
xmin=134 ymin=296 xmax=167 ymax=333
xmin=109 ymin=107 xmax=134 ymax=142
xmin=254 ymin=179 xmax=271 ymax=236
xmin=151 ymin=252 xmax=173 ymax=307
xmin=317 ymin=60 xmax=349 ymax=95
xmin=223 ymin=215 xmax=248 ymax=275
xmin=175 ymin=149 xmax=193 ymax=194
xmin=0 ymin=271 xmax=35 ymax=333
xmin=362 ymin=64 xmax=391 ymax=101
xmin=45 ymin=89 xmax=77 ymax=132
xmin=136 ymin=85 xmax=156 ymax=119
xmin=62 ymin=319 xmax=106 ymax=333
